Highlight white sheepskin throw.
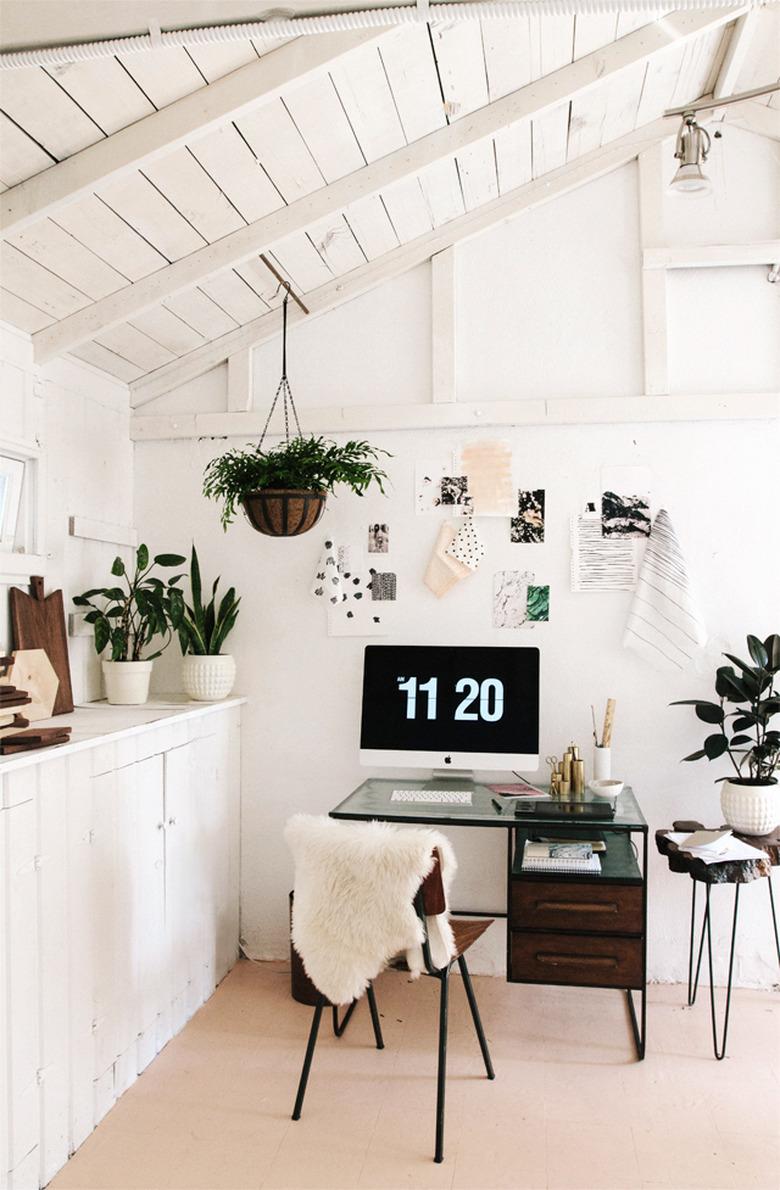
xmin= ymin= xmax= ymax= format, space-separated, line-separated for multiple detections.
xmin=285 ymin=814 xmax=457 ymax=1006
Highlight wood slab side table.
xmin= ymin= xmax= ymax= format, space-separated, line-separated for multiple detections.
xmin=656 ymin=821 xmax=780 ymax=1060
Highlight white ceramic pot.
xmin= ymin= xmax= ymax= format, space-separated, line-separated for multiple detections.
xmin=182 ymin=654 xmax=236 ymax=702
xmin=102 ymin=659 xmax=153 ymax=706
xmin=720 ymin=779 xmax=779 ymax=837
xmin=593 ymin=746 xmax=611 ymax=781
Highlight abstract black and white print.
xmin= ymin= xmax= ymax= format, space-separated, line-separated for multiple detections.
xmin=368 ymin=523 xmax=390 ymax=553
xmin=600 ymin=465 xmax=652 ymax=538
xmin=510 ymin=489 xmax=545 ymax=544
xmin=437 ymin=475 xmax=471 ymax=510
xmin=370 ymin=571 xmax=397 ymax=601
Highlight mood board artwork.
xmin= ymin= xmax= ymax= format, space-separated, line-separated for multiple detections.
xmin=310 ymin=536 xmax=396 ymax=635
xmin=511 ymin=489 xmax=545 ymax=543
xmin=493 ymin=570 xmax=550 ymax=628
xmin=368 ymin=523 xmax=390 ymax=553
xmin=455 ymin=439 xmax=515 ymax=516
xmin=570 ymin=512 xmax=638 ymax=592
xmin=601 ymin=465 xmax=651 ymax=538
xmin=415 ymin=461 xmax=472 ymax=514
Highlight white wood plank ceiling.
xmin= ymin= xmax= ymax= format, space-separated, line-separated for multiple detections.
xmin=0 ymin=8 xmax=774 ymax=395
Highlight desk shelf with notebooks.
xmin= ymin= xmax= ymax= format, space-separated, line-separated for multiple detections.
xmin=330 ymin=779 xmax=649 ymax=1059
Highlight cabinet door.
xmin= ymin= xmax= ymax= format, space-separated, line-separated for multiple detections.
xmin=131 ymin=754 xmax=166 ymax=1071
xmin=2 ymin=797 xmax=39 ymax=1180
xmin=90 ymin=769 xmax=118 ymax=1098
xmin=65 ymin=753 xmax=97 ymax=1154
xmin=165 ymin=742 xmax=205 ymax=1027
xmin=36 ymin=759 xmax=70 ymax=1185
xmin=1 ymin=808 xmax=8 ymax=1189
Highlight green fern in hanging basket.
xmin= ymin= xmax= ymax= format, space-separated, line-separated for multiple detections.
xmin=203 ymin=436 xmax=390 ymax=530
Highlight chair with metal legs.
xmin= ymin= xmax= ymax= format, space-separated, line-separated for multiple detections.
xmin=291 ymin=848 xmax=495 ymax=1163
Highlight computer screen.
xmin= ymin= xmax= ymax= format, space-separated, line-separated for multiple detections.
xmin=359 ymin=645 xmax=540 ymax=771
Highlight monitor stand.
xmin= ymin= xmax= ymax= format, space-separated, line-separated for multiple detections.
xmin=430 ymin=768 xmax=475 ymax=784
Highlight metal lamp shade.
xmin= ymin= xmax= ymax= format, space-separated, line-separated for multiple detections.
xmin=241 ymin=489 xmax=327 ymax=536
xmin=670 ymin=115 xmax=712 ymax=196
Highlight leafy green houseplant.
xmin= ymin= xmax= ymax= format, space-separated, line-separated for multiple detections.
xmin=179 ymin=546 xmax=241 ymax=701
xmin=672 ymin=633 xmax=780 ymax=835
xmin=202 ymin=436 xmax=389 ymax=537
xmin=74 ymin=545 xmax=186 ymax=704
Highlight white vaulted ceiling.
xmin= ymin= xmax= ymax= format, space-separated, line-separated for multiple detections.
xmin=0 ymin=6 xmax=778 ymax=400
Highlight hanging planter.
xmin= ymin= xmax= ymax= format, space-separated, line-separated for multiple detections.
xmin=242 ymin=489 xmax=326 ymax=537
xmin=203 ymin=289 xmax=390 ymax=538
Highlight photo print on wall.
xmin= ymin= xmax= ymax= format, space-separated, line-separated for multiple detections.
xmin=493 ymin=571 xmax=550 ymax=627
xmin=368 ymin=523 xmax=389 ymax=553
xmin=415 ymin=460 xmax=471 ymax=515
xmin=601 ymin=465 xmax=651 ymax=538
xmin=511 ymin=489 xmax=545 ymax=543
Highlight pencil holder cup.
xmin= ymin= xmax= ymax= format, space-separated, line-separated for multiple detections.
xmin=593 ymin=746 xmax=611 ymax=781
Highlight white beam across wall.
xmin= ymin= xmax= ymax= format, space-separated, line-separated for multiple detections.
xmin=130 ymin=116 xmax=676 ymax=406
xmin=431 ymin=248 xmax=456 ymax=404
xmin=131 ymin=392 xmax=780 ymax=441
xmin=0 ymin=30 xmax=387 ymax=239
xmin=644 ymin=242 xmax=780 ymax=267
xmin=32 ymin=6 xmax=746 ymax=365
xmin=226 ymin=349 xmax=253 ymax=412
xmin=68 ymin=516 xmax=137 ymax=548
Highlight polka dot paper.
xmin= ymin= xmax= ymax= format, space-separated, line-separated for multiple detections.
xmin=310 ymin=538 xmax=346 ymax=605
xmin=445 ymin=518 xmax=485 ymax=572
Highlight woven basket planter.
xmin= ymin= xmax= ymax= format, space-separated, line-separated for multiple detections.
xmin=242 ymin=489 xmax=327 ymax=537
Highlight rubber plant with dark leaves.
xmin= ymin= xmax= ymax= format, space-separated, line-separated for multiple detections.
xmin=671 ymin=633 xmax=780 ymax=783
xmin=73 ymin=545 xmax=187 ymax=661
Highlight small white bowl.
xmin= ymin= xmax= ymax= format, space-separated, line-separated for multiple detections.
xmin=589 ymin=778 xmax=624 ymax=799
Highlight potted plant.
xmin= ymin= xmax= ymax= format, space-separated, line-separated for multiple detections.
xmin=672 ymin=633 xmax=780 ymax=835
xmin=202 ymin=435 xmax=389 ymax=537
xmin=178 ymin=545 xmax=241 ymax=701
xmin=74 ymin=545 xmax=186 ymax=705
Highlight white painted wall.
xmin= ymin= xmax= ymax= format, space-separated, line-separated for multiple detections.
xmin=0 ymin=325 xmax=133 ymax=703
xmin=134 ymin=131 xmax=780 ymax=988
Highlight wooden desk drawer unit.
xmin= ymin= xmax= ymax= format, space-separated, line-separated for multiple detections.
xmin=510 ymin=931 xmax=644 ymax=989
xmin=510 ymin=879 xmax=643 ymax=935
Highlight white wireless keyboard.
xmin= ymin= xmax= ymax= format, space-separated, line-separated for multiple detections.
xmin=390 ymin=789 xmax=473 ymax=806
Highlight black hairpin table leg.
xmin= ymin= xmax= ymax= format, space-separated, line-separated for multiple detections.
xmin=768 ymin=875 xmax=780 ymax=964
xmin=704 ymin=882 xmax=740 ymax=1061
xmin=332 ymin=999 xmax=357 ymax=1037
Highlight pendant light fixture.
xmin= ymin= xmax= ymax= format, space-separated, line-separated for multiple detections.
xmin=670 ymin=113 xmax=712 ymax=196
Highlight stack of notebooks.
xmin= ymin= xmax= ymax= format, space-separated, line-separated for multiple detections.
xmin=522 ymin=839 xmax=602 ymax=874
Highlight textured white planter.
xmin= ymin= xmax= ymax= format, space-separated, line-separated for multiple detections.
xmin=720 ymin=779 xmax=779 ymax=837
xmin=182 ymin=654 xmax=236 ymax=702
xmin=102 ymin=660 xmax=153 ymax=706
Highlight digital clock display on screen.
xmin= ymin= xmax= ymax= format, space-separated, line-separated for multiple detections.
xmin=360 ymin=645 xmax=539 ymax=756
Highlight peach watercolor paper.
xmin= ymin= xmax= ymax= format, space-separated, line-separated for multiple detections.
xmin=456 ymin=440 xmax=515 ymax=516
xmin=424 ymin=522 xmax=472 ymax=598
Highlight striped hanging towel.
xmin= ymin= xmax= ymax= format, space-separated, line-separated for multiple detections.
xmin=623 ymin=509 xmax=707 ymax=671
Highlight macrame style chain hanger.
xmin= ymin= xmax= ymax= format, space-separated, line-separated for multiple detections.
xmin=258 ymin=287 xmax=304 ymax=451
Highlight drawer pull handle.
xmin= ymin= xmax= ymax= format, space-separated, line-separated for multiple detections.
xmin=535 ymin=900 xmax=619 ymax=914
xmin=535 ymin=951 xmax=619 ymax=969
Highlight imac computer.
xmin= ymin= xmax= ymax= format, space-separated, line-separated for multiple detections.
xmin=359 ymin=645 xmax=540 ymax=773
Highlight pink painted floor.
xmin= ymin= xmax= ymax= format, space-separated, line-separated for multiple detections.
xmin=51 ymin=959 xmax=779 ymax=1190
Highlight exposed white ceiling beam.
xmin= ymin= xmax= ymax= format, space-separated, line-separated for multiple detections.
xmin=130 ymin=391 xmax=780 ymax=442
xmin=644 ymin=241 xmax=780 ymax=268
xmin=713 ymin=11 xmax=759 ymax=98
xmin=34 ymin=6 xmax=745 ymax=365
xmin=0 ymin=29 xmax=386 ymax=239
xmin=129 ymin=116 xmax=675 ymax=407
xmin=726 ymin=98 xmax=780 ymax=140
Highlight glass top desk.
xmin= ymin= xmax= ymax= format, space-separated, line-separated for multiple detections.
xmin=330 ymin=778 xmax=649 ymax=1059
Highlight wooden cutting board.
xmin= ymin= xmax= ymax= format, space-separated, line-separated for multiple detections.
xmin=10 ymin=577 xmax=74 ymax=715
xmin=0 ymin=649 xmax=59 ymax=727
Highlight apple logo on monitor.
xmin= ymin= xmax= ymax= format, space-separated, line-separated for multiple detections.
xmin=444 ymin=755 xmax=452 ymax=764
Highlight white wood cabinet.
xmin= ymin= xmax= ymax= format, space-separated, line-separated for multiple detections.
xmin=0 ymin=700 xmax=242 ymax=1190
